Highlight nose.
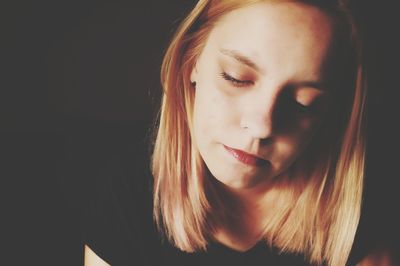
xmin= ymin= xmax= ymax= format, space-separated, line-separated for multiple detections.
xmin=240 ymin=88 xmax=279 ymax=140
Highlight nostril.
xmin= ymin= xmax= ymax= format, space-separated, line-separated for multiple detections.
xmin=260 ymin=137 xmax=273 ymax=146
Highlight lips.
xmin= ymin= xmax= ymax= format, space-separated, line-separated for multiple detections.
xmin=223 ymin=145 xmax=268 ymax=167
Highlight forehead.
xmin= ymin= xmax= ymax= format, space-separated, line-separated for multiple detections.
xmin=202 ymin=2 xmax=334 ymax=79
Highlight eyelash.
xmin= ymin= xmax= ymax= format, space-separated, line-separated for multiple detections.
xmin=294 ymin=102 xmax=311 ymax=113
xmin=288 ymin=97 xmax=315 ymax=114
xmin=220 ymin=71 xmax=317 ymax=114
xmin=220 ymin=72 xmax=253 ymax=87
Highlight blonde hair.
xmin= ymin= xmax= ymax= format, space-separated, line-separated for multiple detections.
xmin=151 ymin=1 xmax=367 ymax=265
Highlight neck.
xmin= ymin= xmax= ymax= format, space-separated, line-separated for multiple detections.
xmin=219 ymin=170 xmax=293 ymax=219
xmin=211 ymin=178 xmax=288 ymax=252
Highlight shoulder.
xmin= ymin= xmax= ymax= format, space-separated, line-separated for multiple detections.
xmin=347 ymin=193 xmax=400 ymax=265
xmin=356 ymin=243 xmax=399 ymax=266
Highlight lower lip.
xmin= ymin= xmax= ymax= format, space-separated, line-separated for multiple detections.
xmin=223 ymin=145 xmax=267 ymax=167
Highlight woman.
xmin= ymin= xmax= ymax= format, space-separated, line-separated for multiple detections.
xmin=84 ymin=0 xmax=396 ymax=265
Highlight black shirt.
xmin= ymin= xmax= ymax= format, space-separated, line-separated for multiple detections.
xmin=80 ymin=147 xmax=376 ymax=266
xmin=81 ymin=154 xmax=316 ymax=265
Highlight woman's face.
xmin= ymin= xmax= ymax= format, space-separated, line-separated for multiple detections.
xmin=191 ymin=2 xmax=334 ymax=190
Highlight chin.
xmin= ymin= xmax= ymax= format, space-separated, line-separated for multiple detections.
xmin=213 ymin=171 xmax=267 ymax=190
xmin=224 ymin=179 xmax=252 ymax=189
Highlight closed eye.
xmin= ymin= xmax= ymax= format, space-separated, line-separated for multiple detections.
xmin=220 ymin=72 xmax=253 ymax=87
xmin=294 ymin=101 xmax=312 ymax=113
xmin=280 ymin=90 xmax=319 ymax=115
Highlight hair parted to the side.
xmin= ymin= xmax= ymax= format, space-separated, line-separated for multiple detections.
xmin=151 ymin=1 xmax=367 ymax=265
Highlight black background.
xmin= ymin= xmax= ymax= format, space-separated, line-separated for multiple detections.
xmin=2 ymin=0 xmax=399 ymax=265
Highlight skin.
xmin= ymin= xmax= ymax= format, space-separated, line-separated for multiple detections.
xmin=190 ymin=1 xmax=334 ymax=251
xmin=84 ymin=245 xmax=110 ymax=265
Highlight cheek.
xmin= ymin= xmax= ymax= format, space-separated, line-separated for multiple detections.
xmin=276 ymin=118 xmax=320 ymax=162
xmin=194 ymin=91 xmax=218 ymax=133
xmin=297 ymin=115 xmax=314 ymax=130
xmin=193 ymin=82 xmax=238 ymax=140
xmin=294 ymin=117 xmax=321 ymax=147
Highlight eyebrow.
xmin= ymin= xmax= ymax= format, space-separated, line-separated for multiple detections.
xmin=219 ymin=49 xmax=262 ymax=73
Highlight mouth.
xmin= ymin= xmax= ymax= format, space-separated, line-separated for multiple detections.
xmin=223 ymin=145 xmax=269 ymax=167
